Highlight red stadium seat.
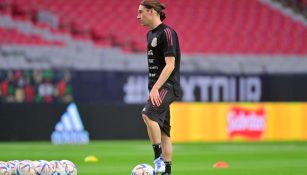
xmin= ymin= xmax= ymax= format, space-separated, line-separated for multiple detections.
xmin=1 ymin=0 xmax=306 ymax=54
xmin=0 ymin=27 xmax=64 ymax=46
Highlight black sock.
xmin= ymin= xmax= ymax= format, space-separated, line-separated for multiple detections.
xmin=152 ymin=143 xmax=162 ymax=159
xmin=164 ymin=161 xmax=172 ymax=174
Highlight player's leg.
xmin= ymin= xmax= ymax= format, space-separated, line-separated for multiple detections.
xmin=161 ymin=132 xmax=172 ymax=175
xmin=142 ymin=102 xmax=164 ymax=173
xmin=142 ymin=88 xmax=169 ymax=159
xmin=142 ymin=115 xmax=154 ymax=143
xmin=142 ymin=114 xmax=165 ymax=173
xmin=161 ymin=109 xmax=172 ymax=175
xmin=142 ymin=86 xmax=174 ymax=173
xmin=142 ymin=114 xmax=162 ymax=144
xmin=161 ymin=132 xmax=172 ymax=161
xmin=143 ymin=114 xmax=163 ymax=162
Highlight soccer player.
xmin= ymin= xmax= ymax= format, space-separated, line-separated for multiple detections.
xmin=137 ymin=1 xmax=182 ymax=175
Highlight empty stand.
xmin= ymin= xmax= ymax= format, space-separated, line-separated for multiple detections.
xmin=0 ymin=0 xmax=306 ymax=54
xmin=0 ymin=26 xmax=63 ymax=46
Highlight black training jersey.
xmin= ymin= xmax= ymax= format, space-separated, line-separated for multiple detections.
xmin=146 ymin=23 xmax=181 ymax=96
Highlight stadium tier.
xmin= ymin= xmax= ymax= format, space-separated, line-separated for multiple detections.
xmin=0 ymin=0 xmax=306 ymax=54
xmin=0 ymin=26 xmax=64 ymax=46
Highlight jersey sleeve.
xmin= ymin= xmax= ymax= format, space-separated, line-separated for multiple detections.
xmin=162 ymin=28 xmax=177 ymax=58
xmin=146 ymin=31 xmax=150 ymax=43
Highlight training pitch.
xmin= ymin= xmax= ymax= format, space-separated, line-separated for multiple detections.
xmin=0 ymin=141 xmax=306 ymax=175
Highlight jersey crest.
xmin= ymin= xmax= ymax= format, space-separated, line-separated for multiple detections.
xmin=151 ymin=37 xmax=158 ymax=47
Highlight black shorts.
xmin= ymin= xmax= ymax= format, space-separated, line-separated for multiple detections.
xmin=142 ymin=85 xmax=179 ymax=137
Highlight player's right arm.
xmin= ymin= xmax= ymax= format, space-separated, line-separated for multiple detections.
xmin=150 ymin=27 xmax=177 ymax=107
xmin=150 ymin=56 xmax=175 ymax=106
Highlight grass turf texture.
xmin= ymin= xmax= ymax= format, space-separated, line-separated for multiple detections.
xmin=0 ymin=141 xmax=306 ymax=175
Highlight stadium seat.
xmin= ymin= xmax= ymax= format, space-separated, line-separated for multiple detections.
xmin=0 ymin=0 xmax=306 ymax=54
xmin=0 ymin=26 xmax=61 ymax=45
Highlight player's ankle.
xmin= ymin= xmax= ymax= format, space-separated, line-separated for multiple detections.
xmin=164 ymin=161 xmax=172 ymax=174
xmin=152 ymin=143 xmax=162 ymax=160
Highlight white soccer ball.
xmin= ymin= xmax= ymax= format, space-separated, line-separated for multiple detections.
xmin=131 ymin=164 xmax=154 ymax=175
xmin=50 ymin=160 xmax=66 ymax=175
xmin=0 ymin=162 xmax=9 ymax=175
xmin=16 ymin=160 xmax=36 ymax=175
xmin=60 ymin=160 xmax=77 ymax=175
xmin=34 ymin=160 xmax=55 ymax=175
xmin=31 ymin=161 xmax=40 ymax=168
xmin=6 ymin=160 xmax=19 ymax=175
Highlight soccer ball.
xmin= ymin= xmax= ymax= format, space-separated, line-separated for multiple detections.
xmin=60 ymin=160 xmax=77 ymax=175
xmin=34 ymin=160 xmax=55 ymax=175
xmin=0 ymin=162 xmax=9 ymax=175
xmin=6 ymin=160 xmax=19 ymax=175
xmin=50 ymin=160 xmax=66 ymax=175
xmin=31 ymin=161 xmax=40 ymax=168
xmin=131 ymin=164 xmax=154 ymax=175
xmin=16 ymin=160 xmax=36 ymax=175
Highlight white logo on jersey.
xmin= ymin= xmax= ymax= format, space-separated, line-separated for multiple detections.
xmin=148 ymin=50 xmax=153 ymax=56
xmin=151 ymin=37 xmax=157 ymax=47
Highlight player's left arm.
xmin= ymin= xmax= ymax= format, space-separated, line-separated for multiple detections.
xmin=150 ymin=56 xmax=175 ymax=106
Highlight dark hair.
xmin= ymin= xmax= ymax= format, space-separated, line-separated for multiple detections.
xmin=141 ymin=0 xmax=166 ymax=21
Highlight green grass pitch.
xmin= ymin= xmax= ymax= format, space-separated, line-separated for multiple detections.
xmin=0 ymin=141 xmax=307 ymax=175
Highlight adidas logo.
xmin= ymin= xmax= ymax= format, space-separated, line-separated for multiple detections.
xmin=51 ymin=103 xmax=90 ymax=144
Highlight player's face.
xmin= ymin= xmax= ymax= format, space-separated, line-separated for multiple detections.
xmin=137 ymin=5 xmax=152 ymax=27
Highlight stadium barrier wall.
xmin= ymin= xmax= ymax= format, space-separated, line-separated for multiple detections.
xmin=1 ymin=102 xmax=307 ymax=141
xmin=72 ymin=72 xmax=307 ymax=103
xmin=3 ymin=70 xmax=307 ymax=104
xmin=171 ymin=102 xmax=307 ymax=142
xmin=2 ymin=70 xmax=307 ymax=141
xmin=0 ymin=103 xmax=147 ymax=141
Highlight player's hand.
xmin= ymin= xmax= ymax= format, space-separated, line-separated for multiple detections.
xmin=149 ymin=87 xmax=162 ymax=107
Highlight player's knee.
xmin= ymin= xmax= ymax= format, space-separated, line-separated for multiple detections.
xmin=142 ymin=114 xmax=157 ymax=127
xmin=142 ymin=114 xmax=150 ymax=124
xmin=162 ymin=132 xmax=171 ymax=139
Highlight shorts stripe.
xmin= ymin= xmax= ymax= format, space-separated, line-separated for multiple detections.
xmin=160 ymin=89 xmax=169 ymax=102
xmin=159 ymin=89 xmax=166 ymax=99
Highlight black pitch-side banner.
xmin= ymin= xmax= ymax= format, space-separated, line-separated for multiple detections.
xmin=72 ymin=71 xmax=307 ymax=103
